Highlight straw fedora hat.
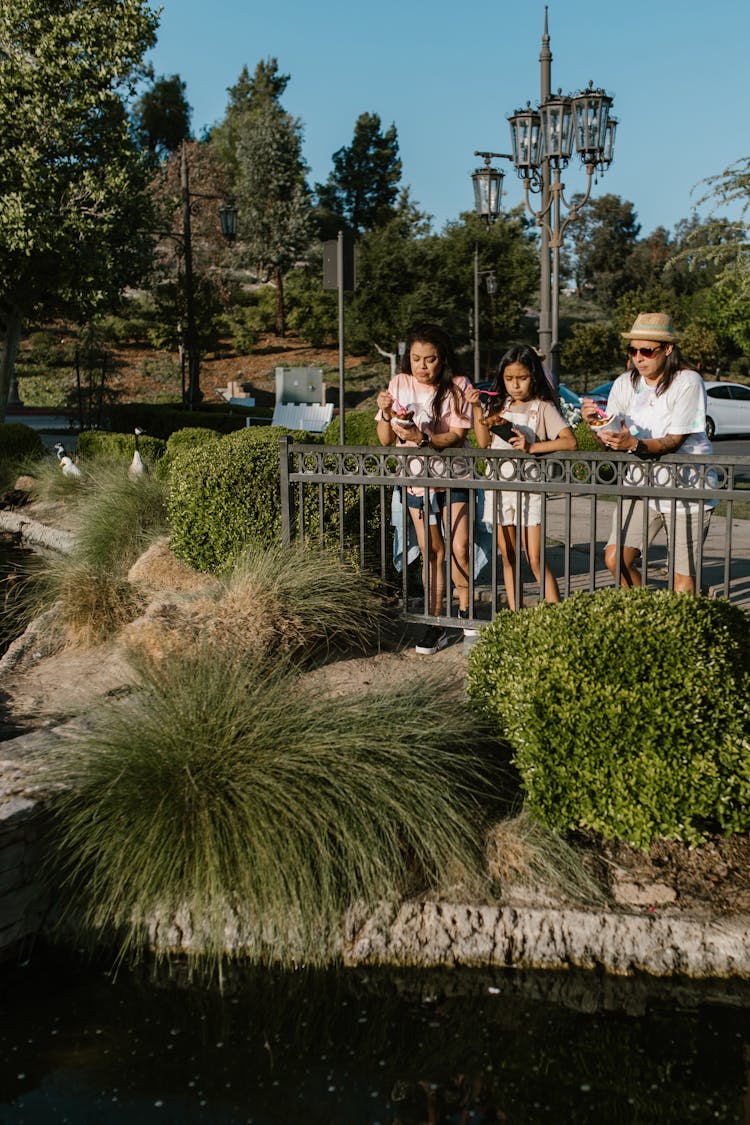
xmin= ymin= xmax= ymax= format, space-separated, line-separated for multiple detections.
xmin=621 ymin=312 xmax=679 ymax=343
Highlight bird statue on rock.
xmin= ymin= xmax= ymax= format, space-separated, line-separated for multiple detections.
xmin=54 ymin=442 xmax=82 ymax=478
xmin=128 ymin=427 xmax=149 ymax=479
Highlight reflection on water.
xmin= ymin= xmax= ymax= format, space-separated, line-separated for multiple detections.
xmin=2 ymin=952 xmax=750 ymax=1123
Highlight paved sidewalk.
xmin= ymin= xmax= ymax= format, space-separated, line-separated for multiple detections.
xmin=515 ymin=495 xmax=750 ymax=609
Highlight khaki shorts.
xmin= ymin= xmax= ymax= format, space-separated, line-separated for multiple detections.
xmin=608 ymin=500 xmax=713 ymax=577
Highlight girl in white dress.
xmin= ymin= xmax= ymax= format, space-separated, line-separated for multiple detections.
xmin=467 ymin=345 xmax=576 ymax=610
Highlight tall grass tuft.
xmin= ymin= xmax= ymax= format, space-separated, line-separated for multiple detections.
xmin=70 ymin=460 xmax=169 ymax=573
xmin=487 ymin=807 xmax=608 ymax=908
xmin=222 ymin=541 xmax=385 ymax=658
xmin=13 ymin=460 xmax=169 ymax=646
xmin=43 ymin=648 xmax=496 ymax=972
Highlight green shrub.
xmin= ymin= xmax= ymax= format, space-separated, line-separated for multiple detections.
xmin=323 ymin=410 xmax=379 ymax=446
xmin=467 ymin=588 xmax=750 ymax=847
xmin=156 ymin=426 xmax=221 ymax=481
xmin=43 ymin=649 xmax=493 ymax=970
xmin=77 ymin=430 xmax=166 ymax=466
xmin=168 ymin=427 xmax=379 ymax=573
xmin=573 ymin=420 xmax=601 ymax=452
xmin=0 ymin=422 xmax=44 ymax=464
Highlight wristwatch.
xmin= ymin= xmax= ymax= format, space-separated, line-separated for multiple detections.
xmin=418 ymin=433 xmax=430 ymax=448
xmin=632 ymin=439 xmax=648 ymax=457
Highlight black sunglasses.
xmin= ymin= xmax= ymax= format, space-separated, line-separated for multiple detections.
xmin=627 ymin=345 xmax=664 ymax=359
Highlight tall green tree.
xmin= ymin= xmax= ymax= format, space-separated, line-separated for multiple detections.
xmin=316 ymin=113 xmax=402 ymax=237
xmin=133 ymin=73 xmax=192 ymax=161
xmin=0 ymin=0 xmax=159 ymax=419
xmin=224 ymin=60 xmax=311 ymax=335
xmin=568 ymin=194 xmax=641 ymax=309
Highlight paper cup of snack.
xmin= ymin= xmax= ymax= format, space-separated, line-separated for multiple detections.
xmin=391 ymin=406 xmax=414 ymax=429
xmin=588 ymin=410 xmax=621 ymax=434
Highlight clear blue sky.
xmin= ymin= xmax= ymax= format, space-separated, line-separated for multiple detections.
xmin=145 ymin=0 xmax=748 ymax=239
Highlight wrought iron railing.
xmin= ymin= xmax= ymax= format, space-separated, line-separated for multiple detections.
xmin=279 ymin=436 xmax=750 ymax=631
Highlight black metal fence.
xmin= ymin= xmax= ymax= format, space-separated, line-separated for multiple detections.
xmin=279 ymin=436 xmax=750 ymax=631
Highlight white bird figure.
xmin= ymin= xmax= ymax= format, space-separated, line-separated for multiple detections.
xmin=129 ymin=427 xmax=148 ymax=479
xmin=54 ymin=442 xmax=82 ymax=478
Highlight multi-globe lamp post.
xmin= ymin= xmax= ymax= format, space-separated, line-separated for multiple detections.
xmin=506 ymin=8 xmax=616 ymax=382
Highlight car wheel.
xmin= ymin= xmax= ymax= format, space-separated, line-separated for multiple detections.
xmin=705 ymin=416 xmax=715 ymax=440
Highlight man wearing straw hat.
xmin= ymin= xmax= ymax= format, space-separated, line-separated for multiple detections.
xmin=581 ymin=312 xmax=714 ymax=595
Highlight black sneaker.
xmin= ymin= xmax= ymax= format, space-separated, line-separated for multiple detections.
xmin=457 ymin=608 xmax=480 ymax=637
xmin=414 ymin=624 xmax=449 ymax=655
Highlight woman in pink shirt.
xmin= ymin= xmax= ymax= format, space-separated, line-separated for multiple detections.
xmin=375 ymin=323 xmax=474 ymax=655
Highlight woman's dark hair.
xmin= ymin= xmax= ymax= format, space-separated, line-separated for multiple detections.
xmin=401 ymin=322 xmax=465 ymax=426
xmin=492 ymin=344 xmax=555 ymax=403
xmin=628 ymin=344 xmax=699 ymax=395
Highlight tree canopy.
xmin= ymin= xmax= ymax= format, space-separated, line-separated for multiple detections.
xmin=0 ymin=0 xmax=159 ymax=418
xmin=133 ymin=73 xmax=192 ymax=160
xmin=315 ymin=112 xmax=402 ymax=237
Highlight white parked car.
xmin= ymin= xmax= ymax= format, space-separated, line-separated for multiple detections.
xmin=703 ymin=381 xmax=750 ymax=440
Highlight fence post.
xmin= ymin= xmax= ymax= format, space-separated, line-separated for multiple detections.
xmin=279 ymin=435 xmax=293 ymax=548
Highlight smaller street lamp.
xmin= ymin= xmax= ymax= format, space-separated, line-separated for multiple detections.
xmin=470 ymin=152 xmax=511 ymax=382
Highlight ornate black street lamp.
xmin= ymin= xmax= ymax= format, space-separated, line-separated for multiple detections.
xmin=507 ymin=7 xmax=616 ymax=382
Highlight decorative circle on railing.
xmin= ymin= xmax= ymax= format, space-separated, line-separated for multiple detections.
xmin=362 ymin=455 xmax=382 ymax=476
xmin=342 ymin=454 xmax=359 ymax=475
xmin=300 ymin=452 xmax=320 ymax=475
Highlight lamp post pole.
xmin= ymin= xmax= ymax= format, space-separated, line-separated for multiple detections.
xmin=181 ymin=142 xmax=200 ymax=412
xmin=179 ymin=141 xmax=238 ymax=411
xmin=507 ymin=6 xmax=617 ymax=383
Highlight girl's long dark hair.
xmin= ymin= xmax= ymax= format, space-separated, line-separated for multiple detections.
xmin=492 ymin=344 xmax=555 ymax=404
xmin=628 ymin=344 xmax=699 ymax=395
xmin=401 ymin=323 xmax=465 ymax=426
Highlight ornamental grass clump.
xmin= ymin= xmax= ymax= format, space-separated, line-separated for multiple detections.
xmin=467 ymin=588 xmax=750 ymax=848
xmin=16 ymin=462 xmax=169 ymax=646
xmin=43 ymin=649 xmax=495 ymax=971
xmin=121 ymin=542 xmax=385 ymax=667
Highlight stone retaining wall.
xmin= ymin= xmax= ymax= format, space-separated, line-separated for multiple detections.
xmin=0 ymin=792 xmax=52 ymax=963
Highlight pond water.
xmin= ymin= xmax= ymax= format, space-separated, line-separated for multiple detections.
xmin=1 ymin=953 xmax=750 ymax=1124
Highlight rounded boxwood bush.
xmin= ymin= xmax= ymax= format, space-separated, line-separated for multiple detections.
xmin=467 ymin=588 xmax=750 ymax=847
xmin=0 ymin=421 xmax=44 ymax=464
xmin=323 ymin=410 xmax=378 ymax=446
xmin=156 ymin=425 xmax=221 ymax=481
xmin=167 ymin=426 xmax=378 ymax=573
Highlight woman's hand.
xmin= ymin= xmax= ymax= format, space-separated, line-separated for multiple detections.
xmin=464 ymin=385 xmax=483 ymax=406
xmin=376 ymin=390 xmax=394 ymax=419
xmin=391 ymin=418 xmax=420 ymax=442
xmin=599 ymin=423 xmax=636 ymax=452
xmin=580 ymin=396 xmax=604 ymax=425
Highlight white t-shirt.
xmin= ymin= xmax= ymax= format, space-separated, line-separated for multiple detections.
xmin=606 ymin=369 xmax=715 ymax=512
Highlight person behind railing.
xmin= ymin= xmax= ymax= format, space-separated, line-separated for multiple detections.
xmin=580 ymin=311 xmax=714 ymax=595
xmin=466 ymin=343 xmax=576 ymax=610
xmin=375 ymin=323 xmax=475 ymax=656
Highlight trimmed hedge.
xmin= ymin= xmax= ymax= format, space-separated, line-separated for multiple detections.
xmin=167 ymin=426 xmax=377 ymax=572
xmin=156 ymin=426 xmax=222 ymax=481
xmin=323 ymin=410 xmax=379 ymax=447
xmin=467 ymin=588 xmax=750 ymax=847
xmin=77 ymin=430 xmax=167 ymax=466
xmin=0 ymin=421 xmax=44 ymax=464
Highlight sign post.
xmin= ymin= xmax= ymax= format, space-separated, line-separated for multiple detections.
xmin=323 ymin=232 xmax=356 ymax=443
